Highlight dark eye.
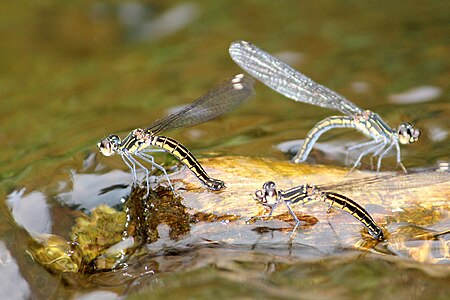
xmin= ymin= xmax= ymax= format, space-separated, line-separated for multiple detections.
xmin=263 ymin=181 xmax=276 ymax=190
xmin=108 ymin=134 xmax=120 ymax=143
xmin=398 ymin=122 xmax=420 ymax=144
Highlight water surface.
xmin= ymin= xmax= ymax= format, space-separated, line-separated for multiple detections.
xmin=0 ymin=1 xmax=448 ymax=299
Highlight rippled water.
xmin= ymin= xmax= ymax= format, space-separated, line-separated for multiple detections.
xmin=0 ymin=1 xmax=449 ymax=299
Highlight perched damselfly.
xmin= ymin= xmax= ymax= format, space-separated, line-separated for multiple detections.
xmin=254 ymin=181 xmax=384 ymax=241
xmin=230 ymin=40 xmax=420 ymax=172
xmin=98 ymin=74 xmax=255 ymax=195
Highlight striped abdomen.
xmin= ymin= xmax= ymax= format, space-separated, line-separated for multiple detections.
xmin=294 ymin=116 xmax=355 ymax=163
xmin=150 ymin=135 xmax=225 ymax=190
xmin=321 ymin=192 xmax=384 ymax=240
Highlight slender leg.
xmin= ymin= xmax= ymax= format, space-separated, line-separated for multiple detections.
xmin=347 ymin=139 xmax=381 ymax=152
xmin=267 ymin=205 xmax=276 ymax=217
xmin=394 ymin=142 xmax=407 ymax=174
xmin=136 ymin=152 xmax=156 ymax=165
xmin=141 ymin=148 xmax=187 ymax=177
xmin=135 ymin=152 xmax=160 ymax=186
xmin=120 ymin=152 xmax=138 ymax=185
xmin=363 ymin=142 xmax=386 ymax=170
xmin=247 ymin=203 xmax=279 ymax=226
xmin=346 ymin=139 xmax=381 ymax=167
xmin=124 ymin=152 xmax=151 ymax=197
xmin=369 ymin=142 xmax=388 ymax=170
xmin=259 ymin=203 xmax=278 ymax=220
xmin=136 ymin=152 xmax=175 ymax=192
xmin=139 ymin=151 xmax=178 ymax=182
xmin=349 ymin=140 xmax=385 ymax=172
xmin=283 ymin=201 xmax=301 ymax=240
xmin=376 ymin=141 xmax=395 ymax=172
xmin=140 ymin=148 xmax=166 ymax=153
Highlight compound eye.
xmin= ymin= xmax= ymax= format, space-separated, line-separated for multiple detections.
xmin=98 ymin=135 xmax=121 ymax=156
xmin=108 ymin=134 xmax=120 ymax=144
xmin=255 ymin=190 xmax=263 ymax=199
xmin=98 ymin=139 xmax=113 ymax=156
xmin=398 ymin=122 xmax=420 ymax=144
xmin=399 ymin=123 xmax=409 ymax=133
xmin=412 ymin=128 xmax=421 ymax=139
xmin=262 ymin=181 xmax=276 ymax=190
xmin=254 ymin=190 xmax=268 ymax=204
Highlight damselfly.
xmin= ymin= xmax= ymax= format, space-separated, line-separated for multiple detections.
xmin=254 ymin=181 xmax=384 ymax=241
xmin=98 ymin=74 xmax=255 ymax=195
xmin=230 ymin=41 xmax=420 ymax=172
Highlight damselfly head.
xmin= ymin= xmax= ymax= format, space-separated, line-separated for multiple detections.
xmin=254 ymin=181 xmax=279 ymax=207
xmin=97 ymin=134 xmax=121 ymax=156
xmin=397 ymin=122 xmax=420 ymax=145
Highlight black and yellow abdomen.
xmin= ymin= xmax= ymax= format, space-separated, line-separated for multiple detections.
xmin=322 ymin=192 xmax=384 ymax=240
xmin=151 ymin=135 xmax=225 ymax=190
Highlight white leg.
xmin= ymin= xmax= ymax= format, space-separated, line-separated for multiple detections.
xmin=394 ymin=142 xmax=407 ymax=173
xmin=283 ymin=202 xmax=301 ymax=240
xmin=142 ymin=150 xmax=187 ymax=177
xmin=120 ymin=152 xmax=138 ymax=184
xmin=124 ymin=152 xmax=151 ymax=197
xmin=140 ymin=148 xmax=166 ymax=153
xmin=369 ymin=142 xmax=388 ymax=170
xmin=346 ymin=139 xmax=381 ymax=167
xmin=136 ymin=152 xmax=174 ymax=192
xmin=350 ymin=140 xmax=385 ymax=172
xmin=376 ymin=141 xmax=395 ymax=172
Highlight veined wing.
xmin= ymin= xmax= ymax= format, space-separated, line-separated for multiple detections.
xmin=147 ymin=74 xmax=255 ymax=134
xmin=229 ymin=40 xmax=363 ymax=116
xmin=317 ymin=171 xmax=450 ymax=193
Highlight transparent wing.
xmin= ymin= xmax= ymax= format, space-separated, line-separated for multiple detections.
xmin=319 ymin=171 xmax=450 ymax=193
xmin=147 ymin=74 xmax=255 ymax=134
xmin=229 ymin=40 xmax=363 ymax=116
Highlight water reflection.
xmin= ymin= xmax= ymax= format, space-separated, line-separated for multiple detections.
xmin=117 ymin=248 xmax=450 ymax=299
xmin=350 ymin=81 xmax=370 ymax=93
xmin=33 ymin=1 xmax=201 ymax=55
xmin=389 ymin=85 xmax=443 ymax=104
xmin=59 ymin=170 xmax=131 ymax=210
xmin=6 ymin=189 xmax=52 ymax=234
xmin=74 ymin=290 xmax=120 ymax=300
xmin=277 ymin=139 xmax=356 ymax=164
xmin=386 ymin=224 xmax=450 ymax=264
xmin=427 ymin=125 xmax=448 ymax=143
xmin=122 ymin=2 xmax=200 ymax=42
xmin=94 ymin=1 xmax=201 ymax=43
xmin=0 ymin=241 xmax=31 ymax=300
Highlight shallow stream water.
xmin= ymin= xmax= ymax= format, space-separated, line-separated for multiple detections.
xmin=0 ymin=1 xmax=449 ymax=299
